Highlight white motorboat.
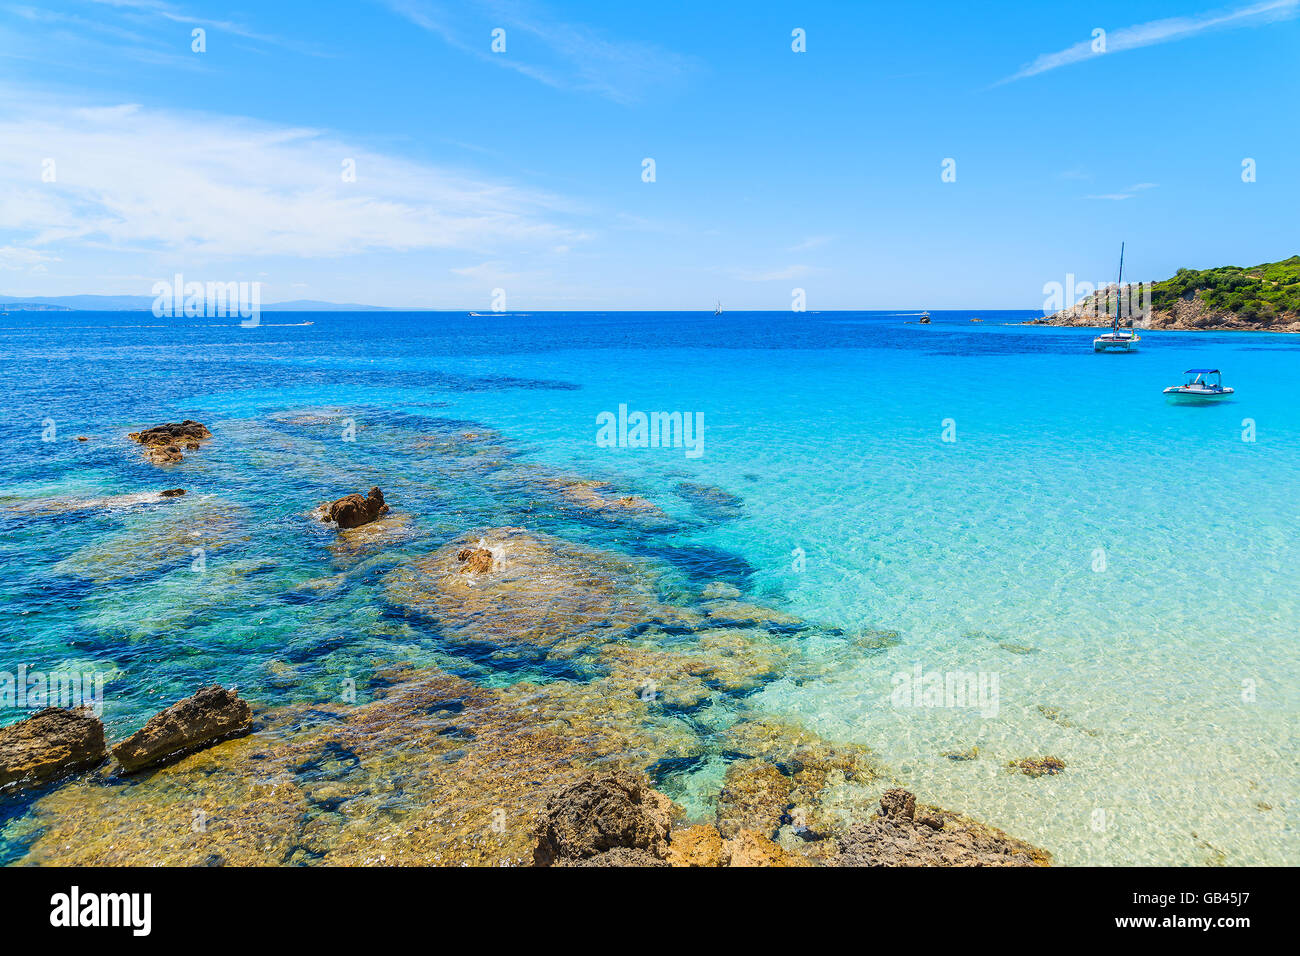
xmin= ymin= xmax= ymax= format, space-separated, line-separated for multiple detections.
xmin=1164 ymin=369 xmax=1234 ymax=402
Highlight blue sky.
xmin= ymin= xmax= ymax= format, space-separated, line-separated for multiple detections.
xmin=1 ymin=0 xmax=1297 ymax=309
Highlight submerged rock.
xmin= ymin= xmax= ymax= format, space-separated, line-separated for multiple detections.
xmin=700 ymin=580 xmax=741 ymax=601
xmin=1007 ymin=756 xmax=1066 ymax=777
xmin=833 ymin=789 xmax=1050 ymax=866
xmin=160 ymin=488 xmax=186 ymax=498
xmin=702 ymin=599 xmax=805 ymax=631
xmin=128 ymin=420 xmax=211 ymax=465
xmin=321 ymin=487 xmax=390 ymax=529
xmin=383 ymin=527 xmax=668 ymax=659
xmin=664 ymin=824 xmax=727 ymax=867
xmin=717 ymin=759 xmax=794 ymax=837
xmin=532 ymin=771 xmax=674 ymax=866
xmin=512 ymin=468 xmax=675 ymax=530
xmin=0 ymin=707 xmax=106 ymax=790
xmin=724 ymin=828 xmax=810 ymax=867
xmin=111 ymin=685 xmax=252 ymax=773
xmin=672 ymin=481 xmax=744 ymax=521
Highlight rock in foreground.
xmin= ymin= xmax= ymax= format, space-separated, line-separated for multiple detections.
xmin=111 ymin=685 xmax=252 ymax=773
xmin=321 ymin=487 xmax=390 ymax=529
xmin=533 ymin=771 xmax=674 ymax=865
xmin=0 ymin=708 xmax=106 ymax=790
xmin=832 ymin=788 xmax=1050 ymax=866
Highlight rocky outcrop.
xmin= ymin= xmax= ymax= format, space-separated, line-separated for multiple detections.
xmin=1029 ymin=286 xmax=1300 ymax=333
xmin=128 ymin=420 xmax=211 ymax=464
xmin=532 ymin=772 xmax=674 ymax=866
xmin=160 ymin=488 xmax=186 ymax=498
xmin=0 ymin=708 xmax=106 ymax=790
xmin=111 ymin=685 xmax=252 ymax=773
xmin=558 ymin=847 xmax=669 ymax=867
xmin=455 ymin=547 xmax=494 ymax=574
xmin=320 ymin=487 xmax=389 ymax=529
xmin=832 ymin=789 xmax=1050 ymax=866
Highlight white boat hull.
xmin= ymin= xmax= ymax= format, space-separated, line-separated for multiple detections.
xmin=1163 ymin=386 xmax=1234 ymax=402
xmin=1094 ymin=333 xmax=1140 ymax=352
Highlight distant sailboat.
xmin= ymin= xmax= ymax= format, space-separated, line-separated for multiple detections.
xmin=715 ymin=300 xmax=723 ymax=316
xmin=1093 ymin=242 xmax=1141 ymax=352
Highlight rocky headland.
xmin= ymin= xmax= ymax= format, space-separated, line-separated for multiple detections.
xmin=1029 ymin=255 xmax=1300 ymax=332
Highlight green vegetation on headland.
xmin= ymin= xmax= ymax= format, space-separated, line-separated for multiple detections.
xmin=1035 ymin=254 xmax=1300 ymax=331
xmin=1152 ymin=255 xmax=1300 ymax=324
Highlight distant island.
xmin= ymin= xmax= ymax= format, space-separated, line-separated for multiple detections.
xmin=1029 ymin=255 xmax=1300 ymax=332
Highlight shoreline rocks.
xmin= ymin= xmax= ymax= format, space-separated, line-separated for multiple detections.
xmin=128 ymin=420 xmax=212 ymax=464
xmin=1028 ymin=287 xmax=1300 ymax=333
xmin=111 ymin=685 xmax=252 ymax=773
xmin=320 ymin=487 xmax=389 ymax=529
xmin=533 ymin=772 xmax=674 ymax=866
xmin=0 ymin=707 xmax=107 ymax=791
xmin=832 ymin=788 xmax=1051 ymax=867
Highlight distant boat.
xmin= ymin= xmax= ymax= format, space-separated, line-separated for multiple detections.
xmin=1164 ymin=368 xmax=1234 ymax=402
xmin=1094 ymin=242 xmax=1141 ymax=352
xmin=919 ymin=310 xmax=931 ymax=324
xmin=715 ymin=301 xmax=723 ymax=316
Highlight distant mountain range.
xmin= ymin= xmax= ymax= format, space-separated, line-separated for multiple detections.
xmin=0 ymin=294 xmax=396 ymax=311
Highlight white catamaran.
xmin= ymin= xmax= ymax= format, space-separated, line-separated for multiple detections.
xmin=1093 ymin=242 xmax=1141 ymax=353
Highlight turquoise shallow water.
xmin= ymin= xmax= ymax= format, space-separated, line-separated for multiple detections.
xmin=1 ymin=310 xmax=1296 ymax=865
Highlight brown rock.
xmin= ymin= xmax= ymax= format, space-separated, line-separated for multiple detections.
xmin=879 ymin=787 xmax=916 ymax=821
xmin=665 ymin=824 xmax=727 ymax=867
xmin=76 ymin=436 xmax=89 ymax=442
xmin=724 ymin=828 xmax=809 ymax=867
xmin=111 ymin=685 xmax=252 ymax=773
xmin=159 ymin=488 xmax=186 ymax=498
xmin=322 ymin=487 xmax=390 ymax=529
xmin=558 ymin=847 xmax=669 ymax=867
xmin=532 ymin=771 xmax=674 ymax=866
xmin=128 ymin=420 xmax=211 ymax=465
xmin=456 ymin=547 xmax=494 ymax=574
xmin=0 ymin=707 xmax=106 ymax=790
xmin=833 ymin=789 xmax=1050 ymax=867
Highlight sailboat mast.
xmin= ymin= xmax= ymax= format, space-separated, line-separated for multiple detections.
xmin=1114 ymin=241 xmax=1125 ymax=331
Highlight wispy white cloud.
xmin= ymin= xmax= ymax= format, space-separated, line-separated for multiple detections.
xmin=0 ymin=245 xmax=62 ymax=270
xmin=382 ymin=0 xmax=694 ymax=103
xmin=1086 ymin=182 xmax=1160 ymax=201
xmin=999 ymin=0 xmax=1299 ymax=83
xmin=788 ymin=235 xmax=834 ymax=252
xmin=86 ymin=0 xmax=310 ymax=50
xmin=0 ymin=89 xmax=588 ymax=264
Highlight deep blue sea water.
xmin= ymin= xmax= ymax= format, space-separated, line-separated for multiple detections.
xmin=1 ymin=309 xmax=1296 ymax=864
